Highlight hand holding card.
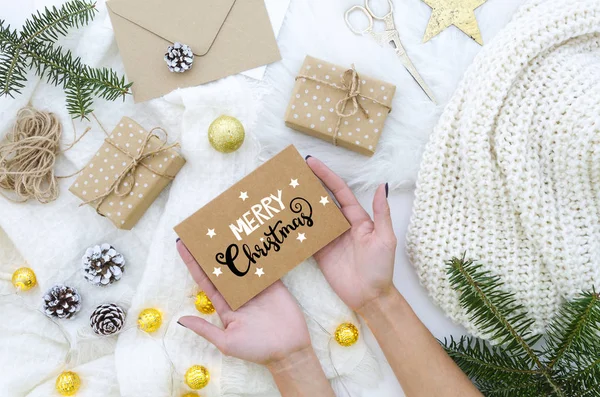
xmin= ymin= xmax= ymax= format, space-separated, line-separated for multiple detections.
xmin=175 ymin=146 xmax=350 ymax=310
xmin=176 ymin=240 xmax=336 ymax=395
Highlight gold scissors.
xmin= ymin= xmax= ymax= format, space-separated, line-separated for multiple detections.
xmin=345 ymin=0 xmax=437 ymax=104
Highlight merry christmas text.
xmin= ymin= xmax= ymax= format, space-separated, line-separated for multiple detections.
xmin=228 ymin=190 xmax=285 ymax=241
xmin=216 ymin=197 xmax=314 ymax=277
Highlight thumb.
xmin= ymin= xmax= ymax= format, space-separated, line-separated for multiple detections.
xmin=372 ymin=183 xmax=396 ymax=245
xmin=178 ymin=316 xmax=227 ymax=352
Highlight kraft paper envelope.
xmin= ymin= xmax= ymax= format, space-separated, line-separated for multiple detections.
xmin=107 ymin=0 xmax=281 ymax=102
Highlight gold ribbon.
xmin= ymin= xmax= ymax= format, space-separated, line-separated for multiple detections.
xmin=79 ymin=127 xmax=179 ymax=216
xmin=296 ymin=65 xmax=392 ymax=146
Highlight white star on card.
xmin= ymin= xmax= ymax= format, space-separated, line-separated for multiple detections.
xmin=319 ymin=196 xmax=329 ymax=206
xmin=255 ymin=268 xmax=265 ymax=277
xmin=239 ymin=191 xmax=249 ymax=201
xmin=213 ymin=267 xmax=223 ymax=277
xmin=297 ymin=233 xmax=306 ymax=243
xmin=289 ymin=179 xmax=299 ymax=188
xmin=206 ymin=229 xmax=216 ymax=238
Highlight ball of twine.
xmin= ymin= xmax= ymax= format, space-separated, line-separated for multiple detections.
xmin=0 ymin=107 xmax=63 ymax=204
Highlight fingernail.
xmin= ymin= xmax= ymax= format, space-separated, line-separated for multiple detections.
xmin=176 ymin=237 xmax=180 ymax=243
xmin=385 ymin=183 xmax=389 ymax=198
xmin=177 ymin=320 xmax=187 ymax=328
xmin=305 ymin=155 xmax=312 ymax=160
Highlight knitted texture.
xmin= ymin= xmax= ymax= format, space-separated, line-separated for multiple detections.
xmin=407 ymin=0 xmax=600 ymax=337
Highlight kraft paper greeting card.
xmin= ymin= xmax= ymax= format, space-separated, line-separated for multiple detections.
xmin=175 ymin=146 xmax=350 ymax=310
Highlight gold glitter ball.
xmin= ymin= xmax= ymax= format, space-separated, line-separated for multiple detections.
xmin=137 ymin=308 xmax=162 ymax=333
xmin=55 ymin=371 xmax=81 ymax=396
xmin=334 ymin=322 xmax=359 ymax=347
xmin=194 ymin=291 xmax=215 ymax=315
xmin=208 ymin=115 xmax=245 ymax=153
xmin=182 ymin=393 xmax=199 ymax=397
xmin=11 ymin=267 xmax=37 ymax=291
xmin=184 ymin=365 xmax=210 ymax=390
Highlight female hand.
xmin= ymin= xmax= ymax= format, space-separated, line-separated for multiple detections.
xmin=306 ymin=158 xmax=483 ymax=397
xmin=307 ymin=156 xmax=397 ymax=312
xmin=176 ymin=240 xmax=311 ymax=365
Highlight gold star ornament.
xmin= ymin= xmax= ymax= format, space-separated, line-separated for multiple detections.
xmin=422 ymin=0 xmax=488 ymax=45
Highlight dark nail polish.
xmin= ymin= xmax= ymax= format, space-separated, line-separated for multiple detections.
xmin=305 ymin=155 xmax=312 ymax=160
xmin=176 ymin=237 xmax=181 ymax=243
xmin=177 ymin=320 xmax=187 ymax=328
xmin=385 ymin=183 xmax=389 ymax=198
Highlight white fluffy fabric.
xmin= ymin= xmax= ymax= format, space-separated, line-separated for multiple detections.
xmin=253 ymin=0 xmax=524 ymax=191
xmin=407 ymin=0 xmax=600 ymax=337
xmin=0 ymin=0 xmax=527 ymax=395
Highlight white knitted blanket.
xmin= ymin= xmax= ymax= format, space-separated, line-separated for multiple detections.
xmin=407 ymin=0 xmax=600 ymax=337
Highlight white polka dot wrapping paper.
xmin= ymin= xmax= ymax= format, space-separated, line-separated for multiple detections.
xmin=284 ymin=55 xmax=396 ymax=156
xmin=68 ymin=117 xmax=186 ymax=230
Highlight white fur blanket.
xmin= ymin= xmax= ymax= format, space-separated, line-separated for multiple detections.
xmin=0 ymin=0 xmax=524 ymax=395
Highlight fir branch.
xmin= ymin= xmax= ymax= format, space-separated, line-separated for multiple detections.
xmin=574 ymin=384 xmax=600 ymax=397
xmin=66 ymin=77 xmax=93 ymax=119
xmin=447 ymin=256 xmax=541 ymax=357
xmin=0 ymin=1 xmax=97 ymax=98
xmin=443 ymin=336 xmax=540 ymax=380
xmin=86 ymin=67 xmax=133 ymax=101
xmin=0 ymin=20 xmax=17 ymax=51
xmin=24 ymin=42 xmax=130 ymax=102
xmin=559 ymin=347 xmax=600 ymax=395
xmin=476 ymin=377 xmax=545 ymax=397
xmin=545 ymin=290 xmax=600 ymax=370
xmin=446 ymin=256 xmax=564 ymax=396
xmin=0 ymin=0 xmax=131 ymax=118
xmin=444 ymin=257 xmax=600 ymax=396
xmin=0 ymin=22 xmax=27 ymax=97
xmin=20 ymin=1 xmax=97 ymax=44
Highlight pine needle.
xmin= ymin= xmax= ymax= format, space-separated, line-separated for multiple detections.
xmin=442 ymin=255 xmax=599 ymax=396
xmin=0 ymin=0 xmax=131 ymax=119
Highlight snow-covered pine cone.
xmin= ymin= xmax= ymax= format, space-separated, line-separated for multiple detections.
xmin=43 ymin=285 xmax=81 ymax=319
xmin=82 ymin=243 xmax=125 ymax=286
xmin=164 ymin=42 xmax=194 ymax=73
xmin=90 ymin=303 xmax=126 ymax=336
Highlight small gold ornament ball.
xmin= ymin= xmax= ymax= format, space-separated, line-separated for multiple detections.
xmin=335 ymin=322 xmax=359 ymax=347
xmin=137 ymin=308 xmax=162 ymax=333
xmin=11 ymin=267 xmax=37 ymax=291
xmin=184 ymin=365 xmax=210 ymax=390
xmin=55 ymin=371 xmax=81 ymax=396
xmin=195 ymin=291 xmax=215 ymax=315
xmin=208 ymin=115 xmax=245 ymax=153
xmin=182 ymin=393 xmax=199 ymax=397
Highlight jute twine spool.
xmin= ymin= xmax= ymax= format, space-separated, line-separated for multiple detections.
xmin=0 ymin=107 xmax=91 ymax=204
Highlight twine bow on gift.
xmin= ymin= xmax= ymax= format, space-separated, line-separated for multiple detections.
xmin=296 ymin=65 xmax=392 ymax=146
xmin=80 ymin=128 xmax=179 ymax=214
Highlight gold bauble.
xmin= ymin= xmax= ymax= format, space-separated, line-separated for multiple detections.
xmin=137 ymin=308 xmax=162 ymax=333
xmin=55 ymin=371 xmax=81 ymax=396
xmin=194 ymin=291 xmax=215 ymax=315
xmin=334 ymin=323 xmax=359 ymax=347
xmin=184 ymin=365 xmax=210 ymax=390
xmin=208 ymin=115 xmax=245 ymax=153
xmin=11 ymin=267 xmax=37 ymax=291
xmin=182 ymin=393 xmax=199 ymax=397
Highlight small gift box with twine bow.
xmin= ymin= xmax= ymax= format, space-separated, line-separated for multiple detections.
xmin=69 ymin=117 xmax=185 ymax=230
xmin=285 ymin=56 xmax=396 ymax=156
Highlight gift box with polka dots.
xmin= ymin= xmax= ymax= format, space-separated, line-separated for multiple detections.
xmin=284 ymin=56 xmax=396 ymax=156
xmin=69 ymin=117 xmax=186 ymax=230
